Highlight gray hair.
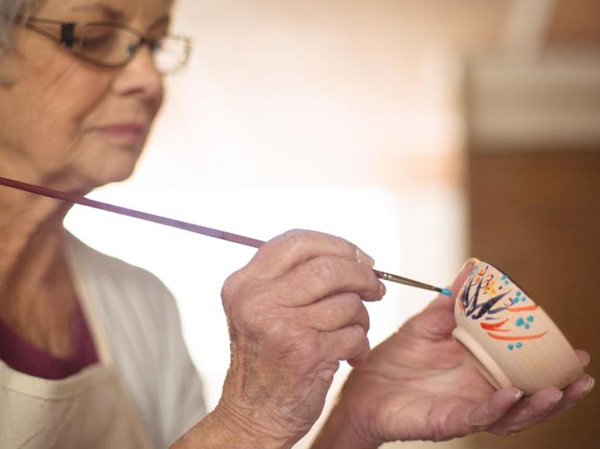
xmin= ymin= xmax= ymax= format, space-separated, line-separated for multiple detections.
xmin=0 ymin=0 xmax=39 ymax=52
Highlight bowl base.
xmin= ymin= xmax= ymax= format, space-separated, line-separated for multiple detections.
xmin=452 ymin=326 xmax=512 ymax=391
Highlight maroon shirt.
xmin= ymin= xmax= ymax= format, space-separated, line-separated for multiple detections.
xmin=0 ymin=301 xmax=98 ymax=380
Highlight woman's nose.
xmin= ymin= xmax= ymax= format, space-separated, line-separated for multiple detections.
xmin=113 ymin=46 xmax=163 ymax=107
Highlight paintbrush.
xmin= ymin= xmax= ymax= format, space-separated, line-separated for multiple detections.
xmin=0 ymin=175 xmax=452 ymax=296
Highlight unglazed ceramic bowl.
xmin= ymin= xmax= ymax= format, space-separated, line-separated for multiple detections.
xmin=452 ymin=261 xmax=583 ymax=395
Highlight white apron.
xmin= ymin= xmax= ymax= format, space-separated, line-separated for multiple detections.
xmin=0 ymin=254 xmax=154 ymax=449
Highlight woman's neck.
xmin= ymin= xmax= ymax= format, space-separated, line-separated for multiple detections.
xmin=0 ymin=177 xmax=79 ymax=357
xmin=0 ymin=158 xmax=83 ymax=276
xmin=0 ymin=185 xmax=69 ymax=274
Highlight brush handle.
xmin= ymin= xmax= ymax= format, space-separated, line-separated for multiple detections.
xmin=0 ymin=176 xmax=264 ymax=248
xmin=0 ymin=175 xmax=449 ymax=294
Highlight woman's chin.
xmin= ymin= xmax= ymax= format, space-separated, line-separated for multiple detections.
xmin=85 ymin=146 xmax=143 ymax=186
xmin=49 ymin=159 xmax=139 ymax=194
xmin=93 ymin=163 xmax=138 ymax=188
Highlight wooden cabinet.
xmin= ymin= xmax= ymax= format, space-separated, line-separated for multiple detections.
xmin=463 ymin=55 xmax=600 ymax=449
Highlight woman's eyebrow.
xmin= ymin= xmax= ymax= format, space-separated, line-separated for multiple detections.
xmin=70 ymin=4 xmax=170 ymax=29
xmin=70 ymin=3 xmax=124 ymax=21
xmin=150 ymin=15 xmax=170 ymax=29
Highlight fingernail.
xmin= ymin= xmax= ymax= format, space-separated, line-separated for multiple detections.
xmin=513 ymin=390 xmax=524 ymax=402
xmin=460 ymin=257 xmax=480 ymax=273
xmin=550 ymin=391 xmax=563 ymax=407
xmin=379 ymin=281 xmax=387 ymax=297
xmin=581 ymin=352 xmax=591 ymax=368
xmin=356 ymin=248 xmax=375 ymax=267
xmin=584 ymin=377 xmax=595 ymax=394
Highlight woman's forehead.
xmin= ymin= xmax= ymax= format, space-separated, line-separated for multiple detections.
xmin=37 ymin=0 xmax=174 ymax=21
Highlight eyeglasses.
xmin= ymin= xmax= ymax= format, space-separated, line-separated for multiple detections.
xmin=24 ymin=16 xmax=192 ymax=75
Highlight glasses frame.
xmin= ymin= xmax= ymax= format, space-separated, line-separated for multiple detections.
xmin=23 ymin=16 xmax=192 ymax=73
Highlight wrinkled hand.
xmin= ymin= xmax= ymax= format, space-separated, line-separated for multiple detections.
xmin=312 ymin=261 xmax=594 ymax=449
xmin=212 ymin=230 xmax=385 ymax=449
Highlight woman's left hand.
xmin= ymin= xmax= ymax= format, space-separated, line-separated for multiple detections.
xmin=311 ymin=261 xmax=595 ymax=449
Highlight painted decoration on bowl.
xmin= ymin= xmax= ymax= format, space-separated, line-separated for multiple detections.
xmin=457 ymin=264 xmax=547 ymax=351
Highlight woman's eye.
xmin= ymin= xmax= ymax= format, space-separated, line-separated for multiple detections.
xmin=70 ymin=27 xmax=122 ymax=54
xmin=79 ymin=34 xmax=116 ymax=50
xmin=148 ymin=38 xmax=166 ymax=51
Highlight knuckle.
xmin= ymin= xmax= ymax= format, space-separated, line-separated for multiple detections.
xmin=293 ymin=335 xmax=322 ymax=360
xmin=332 ymin=235 xmax=355 ymax=255
xmin=346 ymin=329 xmax=369 ymax=360
xmin=341 ymin=294 xmax=365 ymax=322
xmin=317 ymin=299 xmax=337 ymax=323
xmin=310 ymin=256 xmax=337 ymax=280
xmin=279 ymin=229 xmax=354 ymax=258
xmin=359 ymin=305 xmax=370 ymax=332
xmin=280 ymin=229 xmax=310 ymax=252
xmin=348 ymin=295 xmax=364 ymax=316
xmin=298 ymin=258 xmax=338 ymax=296
xmin=279 ymin=332 xmax=324 ymax=371
xmin=346 ymin=323 xmax=368 ymax=345
xmin=221 ymin=272 xmax=242 ymax=309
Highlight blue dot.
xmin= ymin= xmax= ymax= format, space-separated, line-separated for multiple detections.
xmin=516 ymin=342 xmax=523 ymax=349
xmin=516 ymin=317 xmax=525 ymax=326
xmin=508 ymin=344 xmax=514 ymax=350
xmin=527 ymin=316 xmax=534 ymax=323
xmin=516 ymin=291 xmax=522 ymax=297
xmin=501 ymin=275 xmax=507 ymax=280
xmin=525 ymin=324 xmax=530 ymax=330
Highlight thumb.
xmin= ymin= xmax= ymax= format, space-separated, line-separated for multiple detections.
xmin=447 ymin=257 xmax=480 ymax=301
xmin=404 ymin=258 xmax=480 ymax=339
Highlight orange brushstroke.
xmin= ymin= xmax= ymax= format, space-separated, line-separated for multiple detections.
xmin=487 ymin=331 xmax=547 ymax=341
xmin=480 ymin=319 xmax=508 ymax=330
xmin=508 ymin=305 xmax=539 ymax=312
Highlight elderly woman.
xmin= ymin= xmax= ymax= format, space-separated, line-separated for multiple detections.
xmin=0 ymin=0 xmax=594 ymax=448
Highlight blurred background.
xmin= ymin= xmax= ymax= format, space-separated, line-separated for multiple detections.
xmin=65 ymin=0 xmax=599 ymax=447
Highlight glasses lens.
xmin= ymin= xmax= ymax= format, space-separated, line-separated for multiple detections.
xmin=152 ymin=37 xmax=191 ymax=74
xmin=72 ymin=24 xmax=139 ymax=66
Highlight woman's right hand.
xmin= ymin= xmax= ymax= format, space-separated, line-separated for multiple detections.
xmin=211 ymin=229 xmax=385 ymax=448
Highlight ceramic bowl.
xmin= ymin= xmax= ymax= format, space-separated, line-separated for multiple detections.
xmin=452 ymin=260 xmax=583 ymax=395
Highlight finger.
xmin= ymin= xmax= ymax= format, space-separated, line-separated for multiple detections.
xmin=576 ymin=350 xmax=591 ymax=368
xmin=403 ymin=258 xmax=480 ymax=340
xmin=319 ymin=324 xmax=370 ymax=364
xmin=541 ymin=374 xmax=595 ymax=422
xmin=464 ymin=386 xmax=523 ymax=431
xmin=273 ymin=255 xmax=383 ymax=306
xmin=305 ymin=292 xmax=370 ymax=333
xmin=445 ymin=258 xmax=481 ymax=302
xmin=246 ymin=229 xmax=375 ymax=279
xmin=347 ymin=349 xmax=371 ymax=367
xmin=486 ymin=386 xmax=564 ymax=436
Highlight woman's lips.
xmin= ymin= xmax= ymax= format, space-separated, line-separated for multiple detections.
xmin=95 ymin=123 xmax=148 ymax=145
